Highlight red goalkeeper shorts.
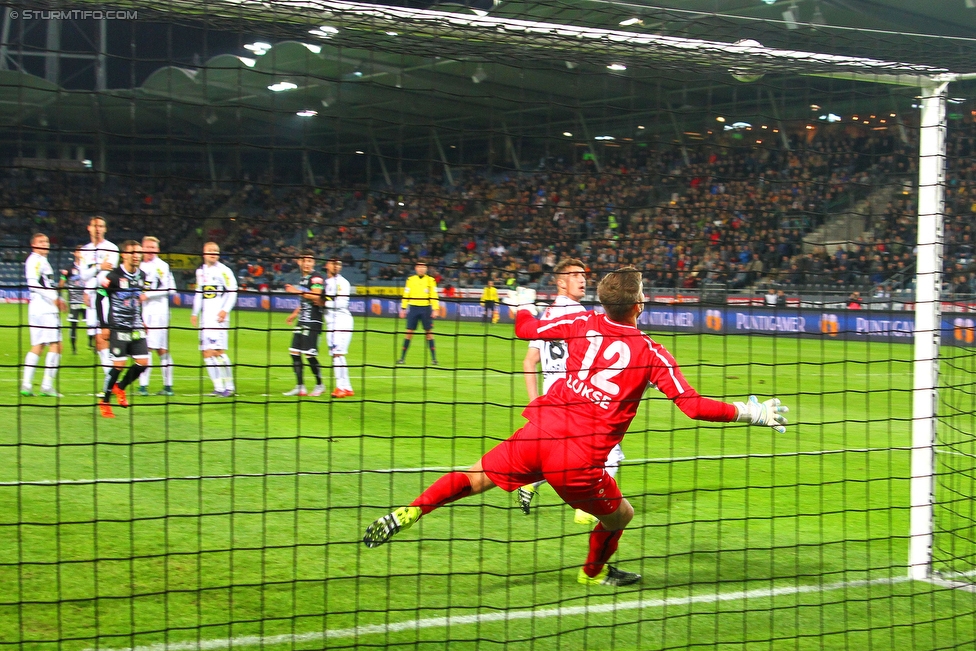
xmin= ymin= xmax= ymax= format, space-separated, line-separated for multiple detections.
xmin=481 ymin=422 xmax=622 ymax=516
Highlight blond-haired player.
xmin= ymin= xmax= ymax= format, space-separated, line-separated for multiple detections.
xmin=191 ymin=242 xmax=238 ymax=396
xmin=138 ymin=236 xmax=177 ymax=396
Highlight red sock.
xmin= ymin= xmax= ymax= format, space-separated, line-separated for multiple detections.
xmin=583 ymin=523 xmax=623 ymax=578
xmin=410 ymin=472 xmax=472 ymax=515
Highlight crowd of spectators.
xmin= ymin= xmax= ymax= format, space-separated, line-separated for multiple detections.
xmin=0 ymin=168 xmax=233 ymax=265
xmin=4 ymin=120 xmax=976 ymax=298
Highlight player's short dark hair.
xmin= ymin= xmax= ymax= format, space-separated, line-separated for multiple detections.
xmin=298 ymin=250 xmax=315 ymax=259
xmin=121 ymin=239 xmax=141 ymax=251
xmin=89 ymin=215 xmax=107 ymax=227
xmin=415 ymin=259 xmax=428 ymax=265
xmin=597 ymin=266 xmax=644 ymax=322
xmin=554 ymin=258 xmax=585 ymax=274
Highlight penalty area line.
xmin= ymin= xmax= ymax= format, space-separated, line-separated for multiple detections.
xmin=1 ymin=446 xmax=922 ymax=487
xmin=82 ymin=574 xmax=912 ymax=651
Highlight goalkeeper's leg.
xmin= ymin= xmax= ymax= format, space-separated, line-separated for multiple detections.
xmin=363 ymin=461 xmax=496 ymax=548
xmin=573 ymin=499 xmax=640 ymax=587
xmin=550 ymin=465 xmax=641 ymax=587
xmin=576 ymin=444 xmax=624 ymax=526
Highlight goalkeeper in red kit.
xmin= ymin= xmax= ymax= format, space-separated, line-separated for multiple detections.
xmin=363 ymin=266 xmax=789 ymax=587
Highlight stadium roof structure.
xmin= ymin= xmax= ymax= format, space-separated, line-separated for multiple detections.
xmin=1 ymin=0 xmax=975 ymax=161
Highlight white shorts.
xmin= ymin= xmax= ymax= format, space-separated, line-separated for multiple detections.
xmin=144 ymin=312 xmax=169 ymax=350
xmin=29 ymin=313 xmax=62 ymax=347
xmin=605 ymin=444 xmax=625 ymax=470
xmin=200 ymin=327 xmax=229 ymax=351
xmin=327 ymin=315 xmax=354 ymax=356
xmin=86 ymin=305 xmax=98 ymax=333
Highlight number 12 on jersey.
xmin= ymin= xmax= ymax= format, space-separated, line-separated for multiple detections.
xmin=565 ymin=330 xmax=632 ymax=409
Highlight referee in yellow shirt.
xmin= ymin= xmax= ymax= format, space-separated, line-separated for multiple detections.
xmin=480 ymin=279 xmax=499 ymax=324
xmin=397 ymin=259 xmax=440 ymax=365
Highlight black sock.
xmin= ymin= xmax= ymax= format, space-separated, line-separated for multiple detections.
xmin=427 ymin=338 xmax=437 ymax=359
xmin=70 ymin=322 xmax=77 ymax=351
xmin=118 ymin=364 xmax=145 ymax=390
xmin=307 ymin=356 xmax=322 ymax=385
xmin=103 ymin=367 xmax=122 ymax=401
xmin=292 ymin=354 xmax=304 ymax=385
xmin=400 ymin=338 xmax=411 ymax=359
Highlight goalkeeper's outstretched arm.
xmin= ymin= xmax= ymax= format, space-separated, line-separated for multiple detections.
xmin=514 ymin=311 xmax=790 ymax=434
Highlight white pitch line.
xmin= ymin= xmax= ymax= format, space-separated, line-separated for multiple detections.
xmin=0 ymin=446 xmax=918 ymax=487
xmin=921 ymin=576 xmax=976 ymax=593
xmin=0 ymin=372 xmax=519 ymax=384
xmin=81 ymin=574 xmax=913 ymax=651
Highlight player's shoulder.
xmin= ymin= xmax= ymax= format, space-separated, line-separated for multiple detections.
xmin=633 ymin=328 xmax=673 ymax=361
xmin=103 ymin=240 xmax=120 ymax=251
xmin=594 ymin=312 xmax=645 ymax=335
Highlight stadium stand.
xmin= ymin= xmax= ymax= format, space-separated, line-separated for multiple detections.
xmin=2 ymin=122 xmax=975 ymax=299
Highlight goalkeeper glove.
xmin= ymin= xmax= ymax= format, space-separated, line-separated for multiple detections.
xmin=733 ymin=395 xmax=789 ymax=434
xmin=503 ymin=287 xmax=539 ymax=316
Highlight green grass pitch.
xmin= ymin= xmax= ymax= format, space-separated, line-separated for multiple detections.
xmin=1 ymin=303 xmax=976 ymax=650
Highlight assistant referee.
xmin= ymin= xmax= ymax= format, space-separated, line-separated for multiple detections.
xmin=398 ymin=259 xmax=439 ymax=365
xmin=480 ymin=279 xmax=499 ymax=324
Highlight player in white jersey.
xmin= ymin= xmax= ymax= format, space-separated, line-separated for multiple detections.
xmin=21 ymin=233 xmax=67 ymax=397
xmin=191 ymin=242 xmax=238 ymax=397
xmin=137 ymin=236 xmax=177 ymax=397
xmin=518 ymin=258 xmax=625 ymax=525
xmin=324 ymin=258 xmax=355 ymax=398
xmin=78 ymin=216 xmax=120 ymax=391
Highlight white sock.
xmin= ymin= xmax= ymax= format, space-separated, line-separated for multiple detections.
xmin=41 ymin=352 xmax=60 ymax=391
xmin=217 ymin=353 xmax=234 ymax=391
xmin=140 ymin=355 xmax=153 ymax=387
xmin=336 ymin=357 xmax=352 ymax=391
xmin=205 ymin=357 xmax=225 ymax=392
xmin=161 ymin=354 xmax=174 ymax=387
xmin=333 ymin=356 xmax=345 ymax=388
xmin=22 ymin=352 xmax=39 ymax=388
xmin=98 ymin=348 xmax=112 ymax=377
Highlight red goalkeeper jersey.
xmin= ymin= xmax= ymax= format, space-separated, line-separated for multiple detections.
xmin=515 ymin=310 xmax=736 ymax=461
